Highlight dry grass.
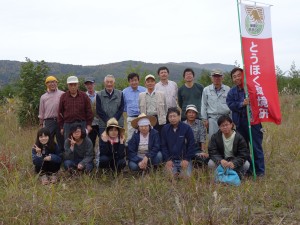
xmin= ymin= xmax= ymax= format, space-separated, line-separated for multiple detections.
xmin=0 ymin=95 xmax=300 ymax=224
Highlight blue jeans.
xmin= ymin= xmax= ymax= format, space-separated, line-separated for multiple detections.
xmin=238 ymin=120 xmax=265 ymax=176
xmin=171 ymin=160 xmax=193 ymax=177
xmin=128 ymin=151 xmax=163 ymax=171
xmin=98 ymin=155 xmax=126 ymax=172
xmin=64 ymin=158 xmax=94 ymax=173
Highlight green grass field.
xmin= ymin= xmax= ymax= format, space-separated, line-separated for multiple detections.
xmin=0 ymin=95 xmax=300 ymax=224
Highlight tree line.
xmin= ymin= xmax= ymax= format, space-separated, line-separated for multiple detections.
xmin=0 ymin=58 xmax=299 ymax=127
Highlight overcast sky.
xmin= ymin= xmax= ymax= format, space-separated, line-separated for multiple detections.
xmin=0 ymin=0 xmax=298 ymax=72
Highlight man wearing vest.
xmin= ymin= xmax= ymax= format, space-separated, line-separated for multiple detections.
xmin=96 ymin=74 xmax=124 ymax=137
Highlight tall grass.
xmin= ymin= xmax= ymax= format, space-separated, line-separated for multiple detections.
xmin=0 ymin=95 xmax=300 ymax=224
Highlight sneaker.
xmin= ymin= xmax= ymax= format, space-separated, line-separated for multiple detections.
xmin=40 ymin=174 xmax=49 ymax=185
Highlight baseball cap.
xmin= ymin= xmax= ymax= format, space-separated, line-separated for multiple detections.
xmin=67 ymin=76 xmax=79 ymax=84
xmin=84 ymin=77 xmax=95 ymax=84
xmin=211 ymin=69 xmax=223 ymax=76
xmin=145 ymin=74 xmax=155 ymax=81
xmin=185 ymin=104 xmax=199 ymax=114
xmin=45 ymin=76 xmax=58 ymax=84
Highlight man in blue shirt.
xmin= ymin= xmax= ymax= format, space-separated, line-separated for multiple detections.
xmin=123 ymin=73 xmax=146 ymax=145
xmin=161 ymin=107 xmax=196 ymax=178
xmin=226 ymin=67 xmax=265 ymax=177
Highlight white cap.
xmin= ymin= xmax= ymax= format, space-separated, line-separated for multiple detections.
xmin=145 ymin=74 xmax=155 ymax=81
xmin=185 ymin=104 xmax=198 ymax=114
xmin=67 ymin=76 xmax=79 ymax=84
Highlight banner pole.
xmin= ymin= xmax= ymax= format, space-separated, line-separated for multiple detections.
xmin=236 ymin=0 xmax=257 ymax=180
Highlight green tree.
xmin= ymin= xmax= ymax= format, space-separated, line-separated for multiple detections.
xmin=198 ymin=69 xmax=211 ymax=87
xmin=17 ymin=58 xmax=50 ymax=127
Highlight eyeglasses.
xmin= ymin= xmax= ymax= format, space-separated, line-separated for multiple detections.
xmin=219 ymin=123 xmax=231 ymax=128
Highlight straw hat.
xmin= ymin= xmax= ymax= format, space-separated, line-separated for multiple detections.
xmin=105 ymin=118 xmax=125 ymax=135
xmin=131 ymin=113 xmax=157 ymax=129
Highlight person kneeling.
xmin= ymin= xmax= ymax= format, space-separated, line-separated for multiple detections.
xmin=208 ymin=115 xmax=250 ymax=178
xmin=64 ymin=124 xmax=94 ymax=174
xmin=98 ymin=118 xmax=126 ymax=173
xmin=32 ymin=128 xmax=62 ymax=185
xmin=161 ymin=107 xmax=196 ymax=178
xmin=128 ymin=113 xmax=162 ymax=172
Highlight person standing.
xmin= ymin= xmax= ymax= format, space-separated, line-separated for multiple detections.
xmin=201 ymin=70 xmax=231 ymax=139
xmin=123 ymin=73 xmax=146 ymax=145
xmin=96 ymin=75 xmax=124 ymax=136
xmin=161 ymin=107 xmax=196 ymax=178
xmin=139 ymin=74 xmax=167 ymax=134
xmin=84 ymin=77 xmax=99 ymax=149
xmin=155 ymin=66 xmax=178 ymax=110
xmin=226 ymin=67 xmax=265 ymax=177
xmin=58 ymin=76 xmax=93 ymax=140
xmin=38 ymin=75 xmax=65 ymax=151
xmin=178 ymin=68 xmax=204 ymax=121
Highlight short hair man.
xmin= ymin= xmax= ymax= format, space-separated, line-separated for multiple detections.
xmin=155 ymin=66 xmax=178 ymax=110
xmin=58 ymin=76 xmax=93 ymax=139
xmin=161 ymin=107 xmax=196 ymax=178
xmin=96 ymin=74 xmax=124 ymax=135
xmin=201 ymin=70 xmax=231 ymax=139
xmin=84 ymin=77 xmax=99 ymax=148
xmin=38 ymin=76 xmax=65 ymax=151
xmin=226 ymin=67 xmax=265 ymax=176
xmin=178 ymin=68 xmax=204 ymax=120
xmin=123 ymin=73 xmax=146 ymax=145
xmin=139 ymin=74 xmax=167 ymax=134
xmin=208 ymin=115 xmax=250 ymax=178
xmin=183 ymin=104 xmax=209 ymax=165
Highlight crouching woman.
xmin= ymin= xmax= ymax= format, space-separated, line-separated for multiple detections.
xmin=32 ymin=127 xmax=62 ymax=185
xmin=63 ymin=124 xmax=94 ymax=173
xmin=98 ymin=118 xmax=126 ymax=173
xmin=128 ymin=113 xmax=162 ymax=171
xmin=208 ymin=115 xmax=250 ymax=178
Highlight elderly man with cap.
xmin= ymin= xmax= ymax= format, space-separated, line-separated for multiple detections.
xmin=38 ymin=75 xmax=65 ymax=151
xmin=201 ymin=70 xmax=231 ymax=139
xmin=127 ymin=113 xmax=162 ymax=172
xmin=84 ymin=77 xmax=99 ymax=149
xmin=183 ymin=104 xmax=209 ymax=165
xmin=139 ymin=74 xmax=167 ymax=134
xmin=58 ymin=76 xmax=93 ymax=140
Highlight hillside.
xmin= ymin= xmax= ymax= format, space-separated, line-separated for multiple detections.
xmin=0 ymin=60 xmax=234 ymax=86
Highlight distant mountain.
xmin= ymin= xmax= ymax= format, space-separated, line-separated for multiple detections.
xmin=0 ymin=60 xmax=234 ymax=86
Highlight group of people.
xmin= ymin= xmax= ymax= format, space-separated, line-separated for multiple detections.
xmin=32 ymin=66 xmax=265 ymax=185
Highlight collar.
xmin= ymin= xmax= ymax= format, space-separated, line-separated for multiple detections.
xmin=146 ymin=89 xmax=156 ymax=96
xmin=105 ymin=89 xmax=114 ymax=96
xmin=159 ymin=80 xmax=169 ymax=86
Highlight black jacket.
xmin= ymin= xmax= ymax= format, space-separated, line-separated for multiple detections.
xmin=208 ymin=130 xmax=250 ymax=168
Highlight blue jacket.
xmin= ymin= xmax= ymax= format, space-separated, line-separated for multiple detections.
xmin=128 ymin=128 xmax=160 ymax=163
xmin=32 ymin=144 xmax=62 ymax=168
xmin=226 ymin=85 xmax=247 ymax=127
xmin=161 ymin=122 xmax=195 ymax=161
